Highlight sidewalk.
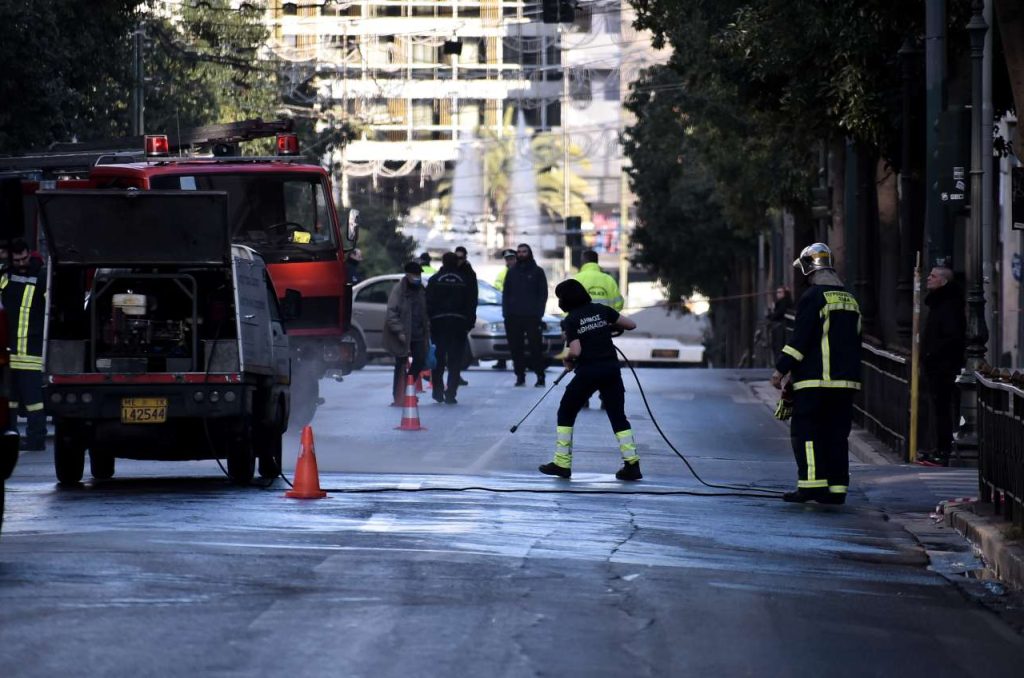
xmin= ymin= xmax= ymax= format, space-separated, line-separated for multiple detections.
xmin=748 ymin=378 xmax=1024 ymax=593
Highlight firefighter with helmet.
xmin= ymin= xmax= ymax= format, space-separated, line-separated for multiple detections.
xmin=771 ymin=243 xmax=862 ymax=504
xmin=0 ymin=239 xmax=47 ymax=451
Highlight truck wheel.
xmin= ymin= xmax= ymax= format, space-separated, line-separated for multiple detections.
xmin=89 ymin=450 xmax=115 ymax=480
xmin=257 ymin=402 xmax=285 ymax=479
xmin=226 ymin=419 xmax=255 ymax=485
xmin=54 ymin=422 xmax=85 ymax=485
xmin=347 ymin=329 xmax=368 ymax=371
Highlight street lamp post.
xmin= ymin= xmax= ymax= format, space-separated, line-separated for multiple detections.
xmin=955 ymin=0 xmax=989 ymax=460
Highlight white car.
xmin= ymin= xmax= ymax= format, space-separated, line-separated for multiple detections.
xmin=348 ymin=274 xmax=563 ymax=368
xmin=612 ymin=335 xmax=706 ymax=367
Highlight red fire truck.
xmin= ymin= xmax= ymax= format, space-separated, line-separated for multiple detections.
xmin=2 ymin=120 xmax=358 ymax=424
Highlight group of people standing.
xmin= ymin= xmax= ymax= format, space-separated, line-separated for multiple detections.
xmin=382 ymin=247 xmax=477 ymax=405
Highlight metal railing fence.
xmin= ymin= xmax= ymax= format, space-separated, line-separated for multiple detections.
xmin=976 ymin=373 xmax=1024 ymax=527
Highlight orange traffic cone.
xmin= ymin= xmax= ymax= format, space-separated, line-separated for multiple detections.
xmin=419 ymin=369 xmax=432 ymax=392
xmin=284 ymin=425 xmax=328 ymax=499
xmin=396 ymin=373 xmax=427 ymax=431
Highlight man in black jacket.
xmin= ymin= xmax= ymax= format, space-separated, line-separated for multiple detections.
xmin=920 ymin=266 xmax=965 ymax=465
xmin=426 ymin=252 xmax=477 ymax=404
xmin=502 ymin=243 xmax=548 ymax=387
xmin=771 ymin=243 xmax=862 ymax=504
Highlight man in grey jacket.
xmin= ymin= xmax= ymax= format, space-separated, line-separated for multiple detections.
xmin=383 ymin=262 xmax=431 ymax=405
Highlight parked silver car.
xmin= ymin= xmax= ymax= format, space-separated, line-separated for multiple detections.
xmin=348 ymin=274 xmax=563 ymax=368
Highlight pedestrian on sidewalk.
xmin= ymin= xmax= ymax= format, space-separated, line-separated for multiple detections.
xmin=919 ymin=265 xmax=965 ymax=466
xmin=383 ymin=262 xmax=431 ymax=405
xmin=767 ymin=286 xmax=793 ymax=355
xmin=426 ymin=252 xmax=476 ymax=404
xmin=502 ymin=243 xmax=548 ymax=387
xmin=345 ymin=248 xmax=364 ymax=285
xmin=771 ymin=243 xmax=861 ymax=504
xmin=492 ymin=248 xmax=517 ymax=371
xmin=539 ymin=279 xmax=640 ymax=481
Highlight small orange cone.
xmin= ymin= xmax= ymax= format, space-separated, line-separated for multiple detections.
xmin=396 ymin=373 xmax=427 ymax=431
xmin=284 ymin=425 xmax=327 ymax=499
xmin=419 ymin=369 xmax=433 ymax=392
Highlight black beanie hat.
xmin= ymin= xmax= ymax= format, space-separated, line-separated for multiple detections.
xmin=555 ymin=279 xmax=591 ymax=312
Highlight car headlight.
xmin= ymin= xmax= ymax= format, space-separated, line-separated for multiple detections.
xmin=487 ymin=322 xmax=505 ymax=334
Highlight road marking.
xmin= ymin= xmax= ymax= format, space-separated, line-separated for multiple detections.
xmin=149 ymin=539 xmax=501 ymax=558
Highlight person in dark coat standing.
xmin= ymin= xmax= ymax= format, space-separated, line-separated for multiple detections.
xmin=919 ymin=266 xmax=965 ymax=465
xmin=453 ymin=246 xmax=477 ymax=386
xmin=426 ymin=252 xmax=477 ymax=404
xmin=767 ymin=286 xmax=793 ymax=355
xmin=382 ymin=262 xmax=431 ymax=405
xmin=345 ymin=248 xmax=364 ymax=285
xmin=502 ymin=243 xmax=548 ymax=387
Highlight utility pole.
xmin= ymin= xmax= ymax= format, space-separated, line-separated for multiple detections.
xmin=131 ymin=22 xmax=146 ymax=136
xmin=561 ymin=24 xmax=572 ymax=274
xmin=956 ymin=0 xmax=990 ymax=460
xmin=619 ymin=170 xmax=629 ymax=303
xmin=924 ymin=0 xmax=948 ymax=268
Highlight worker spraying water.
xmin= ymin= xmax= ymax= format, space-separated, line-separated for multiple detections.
xmin=538 ymin=279 xmax=640 ymax=481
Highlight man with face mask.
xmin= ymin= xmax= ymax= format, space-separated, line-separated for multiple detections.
xmin=382 ymin=261 xmax=431 ymax=406
xmin=502 ymin=243 xmax=548 ymax=387
xmin=0 ymin=239 xmax=47 ymax=450
xmin=539 ymin=279 xmax=640 ymax=481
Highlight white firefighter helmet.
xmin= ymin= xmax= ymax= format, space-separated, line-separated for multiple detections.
xmin=793 ymin=243 xmax=834 ymax=276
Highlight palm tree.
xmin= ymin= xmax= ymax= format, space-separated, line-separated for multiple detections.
xmin=438 ymin=112 xmax=591 ymax=226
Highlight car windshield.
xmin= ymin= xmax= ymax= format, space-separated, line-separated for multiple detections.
xmin=150 ymin=172 xmax=338 ymax=261
xmin=478 ymin=280 xmax=501 ymax=305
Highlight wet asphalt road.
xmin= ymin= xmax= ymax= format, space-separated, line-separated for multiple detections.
xmin=1 ymin=367 xmax=1022 ymax=677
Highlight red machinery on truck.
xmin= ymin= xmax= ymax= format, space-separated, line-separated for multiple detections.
xmin=1 ymin=120 xmax=358 ymax=424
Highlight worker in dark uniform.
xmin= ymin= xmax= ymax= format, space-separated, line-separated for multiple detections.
xmin=771 ymin=243 xmax=861 ymax=504
xmin=1 ymin=240 xmax=47 ymax=451
xmin=539 ymin=279 xmax=640 ymax=481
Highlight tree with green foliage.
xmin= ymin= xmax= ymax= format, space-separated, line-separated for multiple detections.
xmin=144 ymin=0 xmax=278 ymax=135
xmin=348 ymin=202 xmax=417 ymax=278
xmin=0 ymin=0 xmax=144 ymax=153
xmin=0 ymin=1 xmax=281 ymax=155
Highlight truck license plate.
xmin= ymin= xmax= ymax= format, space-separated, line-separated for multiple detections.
xmin=121 ymin=398 xmax=168 ymax=424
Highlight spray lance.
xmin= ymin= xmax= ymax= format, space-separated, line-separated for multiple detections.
xmin=509 ymin=368 xmax=570 ymax=433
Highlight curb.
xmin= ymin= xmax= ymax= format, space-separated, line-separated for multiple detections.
xmin=945 ymin=504 xmax=1024 ymax=592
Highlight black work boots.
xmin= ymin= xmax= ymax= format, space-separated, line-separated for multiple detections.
xmin=538 ymin=462 xmax=571 ymax=479
xmin=782 ymin=488 xmax=846 ymax=505
xmin=615 ymin=460 xmax=642 ymax=481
